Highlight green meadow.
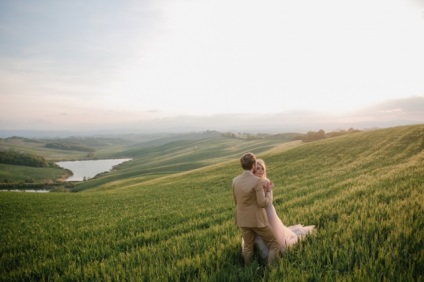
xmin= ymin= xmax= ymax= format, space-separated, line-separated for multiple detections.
xmin=0 ymin=132 xmax=298 ymax=189
xmin=0 ymin=125 xmax=423 ymax=281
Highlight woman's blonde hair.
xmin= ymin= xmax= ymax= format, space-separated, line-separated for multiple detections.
xmin=256 ymin=158 xmax=267 ymax=179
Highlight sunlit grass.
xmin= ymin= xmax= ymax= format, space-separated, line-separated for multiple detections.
xmin=0 ymin=125 xmax=423 ymax=281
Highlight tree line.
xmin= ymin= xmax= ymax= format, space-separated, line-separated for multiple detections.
xmin=300 ymin=128 xmax=361 ymax=142
xmin=0 ymin=150 xmax=57 ymax=167
xmin=45 ymin=142 xmax=95 ymax=152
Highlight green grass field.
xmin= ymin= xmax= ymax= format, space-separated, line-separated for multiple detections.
xmin=0 ymin=125 xmax=423 ymax=281
xmin=0 ymin=132 xmax=298 ymax=189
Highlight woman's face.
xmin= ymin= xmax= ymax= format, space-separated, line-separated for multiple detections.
xmin=255 ymin=163 xmax=264 ymax=178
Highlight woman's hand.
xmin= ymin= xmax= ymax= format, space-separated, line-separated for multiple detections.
xmin=262 ymin=179 xmax=273 ymax=192
xmin=267 ymin=181 xmax=274 ymax=191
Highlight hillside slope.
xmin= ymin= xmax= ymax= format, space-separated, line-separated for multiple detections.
xmin=73 ymin=132 xmax=298 ymax=192
xmin=0 ymin=131 xmax=297 ymax=189
xmin=0 ymin=124 xmax=422 ymax=281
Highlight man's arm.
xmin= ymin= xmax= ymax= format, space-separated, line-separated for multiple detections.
xmin=255 ymin=179 xmax=273 ymax=208
xmin=232 ymin=180 xmax=237 ymax=205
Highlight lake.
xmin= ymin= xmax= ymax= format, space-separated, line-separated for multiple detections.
xmin=56 ymin=158 xmax=132 ymax=181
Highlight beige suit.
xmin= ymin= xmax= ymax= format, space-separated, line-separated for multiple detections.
xmin=232 ymin=170 xmax=280 ymax=265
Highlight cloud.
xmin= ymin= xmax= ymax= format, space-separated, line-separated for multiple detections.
xmin=0 ymin=96 xmax=422 ymax=136
xmin=355 ymin=96 xmax=424 ymax=118
xmin=90 ymin=96 xmax=424 ymax=133
xmin=1 ymin=0 xmax=424 ymax=134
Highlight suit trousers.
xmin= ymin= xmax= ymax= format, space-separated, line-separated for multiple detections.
xmin=241 ymin=226 xmax=280 ymax=266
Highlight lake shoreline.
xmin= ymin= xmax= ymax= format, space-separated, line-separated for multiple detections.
xmin=0 ymin=158 xmax=132 ymax=192
xmin=0 ymin=182 xmax=74 ymax=192
xmin=56 ymin=158 xmax=132 ymax=182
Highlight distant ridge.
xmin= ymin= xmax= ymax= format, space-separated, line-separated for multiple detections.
xmin=1 ymin=97 xmax=423 ymax=138
xmin=0 ymin=130 xmax=89 ymax=139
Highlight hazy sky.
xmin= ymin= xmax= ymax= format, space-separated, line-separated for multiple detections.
xmin=1 ymin=0 xmax=424 ymax=131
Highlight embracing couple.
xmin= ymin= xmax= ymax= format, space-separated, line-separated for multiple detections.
xmin=232 ymin=152 xmax=315 ymax=266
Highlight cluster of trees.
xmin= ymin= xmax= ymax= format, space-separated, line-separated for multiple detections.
xmin=0 ymin=150 xmax=56 ymax=167
xmin=301 ymin=128 xmax=361 ymax=143
xmin=45 ymin=142 xmax=95 ymax=152
xmin=221 ymin=132 xmax=261 ymax=140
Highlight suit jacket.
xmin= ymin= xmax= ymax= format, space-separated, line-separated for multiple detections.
xmin=232 ymin=170 xmax=273 ymax=228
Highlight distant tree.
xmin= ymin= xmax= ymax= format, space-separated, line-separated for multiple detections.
xmin=0 ymin=150 xmax=55 ymax=167
xmin=302 ymin=129 xmax=326 ymax=142
xmin=316 ymin=129 xmax=326 ymax=140
xmin=303 ymin=128 xmax=361 ymax=142
xmin=45 ymin=142 xmax=95 ymax=152
xmin=302 ymin=131 xmax=314 ymax=142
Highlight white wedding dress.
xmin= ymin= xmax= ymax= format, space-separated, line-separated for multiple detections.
xmin=253 ymin=204 xmax=316 ymax=259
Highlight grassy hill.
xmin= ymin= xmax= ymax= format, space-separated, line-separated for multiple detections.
xmin=73 ymin=131 xmax=299 ymax=192
xmin=0 ymin=132 xmax=298 ymax=190
xmin=0 ymin=125 xmax=423 ymax=281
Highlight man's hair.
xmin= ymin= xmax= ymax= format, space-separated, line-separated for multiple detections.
xmin=240 ymin=152 xmax=256 ymax=170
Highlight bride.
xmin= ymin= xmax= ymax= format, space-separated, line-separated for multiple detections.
xmin=244 ymin=159 xmax=316 ymax=259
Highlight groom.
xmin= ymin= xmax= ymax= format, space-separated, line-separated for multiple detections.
xmin=232 ymin=152 xmax=280 ymax=266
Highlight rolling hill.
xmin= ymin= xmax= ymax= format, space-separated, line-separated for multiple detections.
xmin=0 ymin=124 xmax=422 ymax=281
xmin=0 ymin=132 xmax=298 ymax=190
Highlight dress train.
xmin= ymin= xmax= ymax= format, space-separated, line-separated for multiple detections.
xmin=250 ymin=204 xmax=316 ymax=259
